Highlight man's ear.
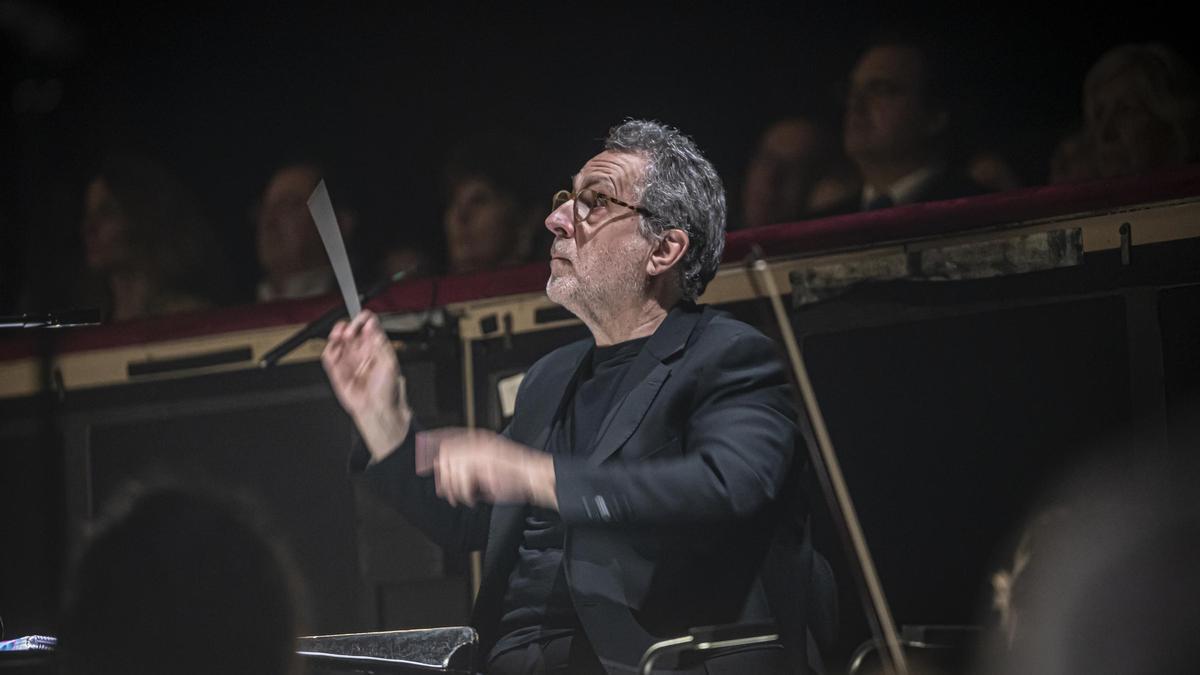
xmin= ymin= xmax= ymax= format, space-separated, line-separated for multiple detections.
xmin=647 ymin=228 xmax=689 ymax=279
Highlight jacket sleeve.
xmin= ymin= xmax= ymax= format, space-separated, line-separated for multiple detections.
xmin=347 ymin=355 xmax=551 ymax=552
xmin=349 ymin=418 xmax=493 ymax=554
xmin=554 ymin=330 xmax=795 ymax=526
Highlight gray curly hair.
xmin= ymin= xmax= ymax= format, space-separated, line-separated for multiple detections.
xmin=604 ymin=119 xmax=727 ymax=301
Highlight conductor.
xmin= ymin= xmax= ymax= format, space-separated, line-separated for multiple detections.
xmin=322 ymin=119 xmax=829 ymax=674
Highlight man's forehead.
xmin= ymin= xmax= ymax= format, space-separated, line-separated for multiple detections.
xmin=574 ymin=151 xmax=646 ymax=189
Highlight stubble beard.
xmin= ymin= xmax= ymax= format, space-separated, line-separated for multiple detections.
xmin=546 ymin=238 xmax=650 ymax=324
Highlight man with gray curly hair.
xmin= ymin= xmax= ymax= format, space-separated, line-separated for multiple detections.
xmin=544 ymin=119 xmax=727 ymax=338
xmin=324 ymin=119 xmax=827 ymax=674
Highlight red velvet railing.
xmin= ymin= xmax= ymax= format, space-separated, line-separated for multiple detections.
xmin=4 ymin=164 xmax=1200 ymax=361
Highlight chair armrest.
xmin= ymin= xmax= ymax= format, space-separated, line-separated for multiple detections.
xmin=637 ymin=622 xmax=779 ymax=675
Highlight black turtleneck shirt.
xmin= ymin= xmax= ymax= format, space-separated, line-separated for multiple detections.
xmin=487 ymin=335 xmax=651 ymax=665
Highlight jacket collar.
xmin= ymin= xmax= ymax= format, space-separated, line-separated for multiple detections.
xmin=641 ymin=301 xmax=704 ymax=363
xmin=582 ymin=302 xmax=705 ymax=465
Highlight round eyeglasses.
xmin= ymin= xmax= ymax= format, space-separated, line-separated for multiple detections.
xmin=551 ymin=188 xmax=657 ymax=224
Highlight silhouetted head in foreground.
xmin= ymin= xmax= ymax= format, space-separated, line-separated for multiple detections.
xmin=983 ymin=453 xmax=1200 ymax=675
xmin=60 ymin=484 xmax=307 ymax=675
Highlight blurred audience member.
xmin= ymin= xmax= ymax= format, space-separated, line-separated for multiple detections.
xmin=1048 ymin=129 xmax=1097 ymax=184
xmin=741 ymin=117 xmax=837 ymax=228
xmin=59 ymin=483 xmax=307 ymax=675
xmin=819 ymin=36 xmax=988 ymax=215
xmin=255 ymin=161 xmax=357 ymax=302
xmin=807 ymin=170 xmax=861 ymax=215
xmin=1083 ymin=42 xmax=1200 ymax=179
xmin=969 ymin=151 xmax=1023 ymax=193
xmin=441 ymin=134 xmax=543 ymax=274
xmin=377 ymin=241 xmax=435 ymax=282
xmin=80 ymin=154 xmax=224 ymax=321
xmin=978 ymin=453 xmax=1200 ymax=675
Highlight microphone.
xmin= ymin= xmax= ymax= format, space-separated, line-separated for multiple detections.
xmin=258 ymin=270 xmax=407 ymax=368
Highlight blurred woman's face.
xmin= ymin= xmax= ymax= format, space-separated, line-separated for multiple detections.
xmin=82 ymin=178 xmax=133 ymax=273
xmin=443 ymin=178 xmax=519 ymax=274
xmin=1086 ymin=69 xmax=1180 ymax=178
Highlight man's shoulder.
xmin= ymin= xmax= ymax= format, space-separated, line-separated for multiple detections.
xmin=520 ymin=306 xmax=774 ymax=375
xmin=689 ymin=306 xmax=776 ymax=356
xmin=667 ymin=305 xmax=777 ymax=372
xmin=683 ymin=307 xmax=792 ymax=409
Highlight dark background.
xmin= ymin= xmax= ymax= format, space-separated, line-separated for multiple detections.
xmin=3 ymin=1 xmax=1196 ymax=314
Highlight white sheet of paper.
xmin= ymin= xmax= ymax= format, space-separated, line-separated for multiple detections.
xmin=307 ymin=180 xmax=361 ymax=317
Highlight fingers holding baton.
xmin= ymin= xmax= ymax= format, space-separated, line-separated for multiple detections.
xmin=321 ymin=310 xmax=403 ymax=412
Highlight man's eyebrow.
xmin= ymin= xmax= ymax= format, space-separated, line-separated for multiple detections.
xmin=575 ymin=174 xmax=617 ymax=193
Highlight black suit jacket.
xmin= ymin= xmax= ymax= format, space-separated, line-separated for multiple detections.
xmin=812 ymin=164 xmax=989 ymax=218
xmin=352 ymin=303 xmax=828 ymax=673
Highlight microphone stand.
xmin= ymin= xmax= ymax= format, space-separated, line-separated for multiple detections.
xmin=744 ymin=247 xmax=910 ymax=675
xmin=259 ymin=271 xmax=406 ymax=368
xmin=0 ymin=308 xmax=101 ymax=330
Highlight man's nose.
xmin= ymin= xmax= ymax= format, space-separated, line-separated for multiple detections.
xmin=545 ymin=200 xmax=575 ymax=239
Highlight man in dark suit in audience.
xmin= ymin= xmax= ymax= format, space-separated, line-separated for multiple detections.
xmin=322 ymin=120 xmax=832 ymax=674
xmin=817 ymin=37 xmax=988 ymax=215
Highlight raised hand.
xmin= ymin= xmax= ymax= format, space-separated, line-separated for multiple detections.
xmin=321 ymin=310 xmax=412 ymax=462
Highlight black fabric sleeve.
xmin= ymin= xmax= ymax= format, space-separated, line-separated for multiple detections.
xmin=349 ymin=418 xmax=493 ymax=554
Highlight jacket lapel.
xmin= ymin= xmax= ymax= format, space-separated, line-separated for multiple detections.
xmin=529 ymin=342 xmax=593 ymax=450
xmin=585 ymin=303 xmax=704 ymax=467
xmin=482 ymin=343 xmax=591 ymax=578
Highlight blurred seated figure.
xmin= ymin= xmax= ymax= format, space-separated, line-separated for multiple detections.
xmin=59 ymin=483 xmax=306 ymax=675
xmin=1048 ymin=129 xmax=1098 ymax=184
xmin=80 ymin=154 xmax=223 ymax=321
xmin=441 ymin=134 xmax=543 ymax=275
xmin=968 ymin=151 xmax=1022 ymax=193
xmin=741 ymin=117 xmax=842 ymax=228
xmin=816 ymin=35 xmax=989 ymax=216
xmin=806 ymin=168 xmax=861 ymax=214
xmin=978 ymin=453 xmax=1200 ymax=675
xmin=377 ymin=239 xmax=435 ymax=282
xmin=255 ymin=161 xmax=357 ymax=302
xmin=1082 ymin=42 xmax=1200 ymax=179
